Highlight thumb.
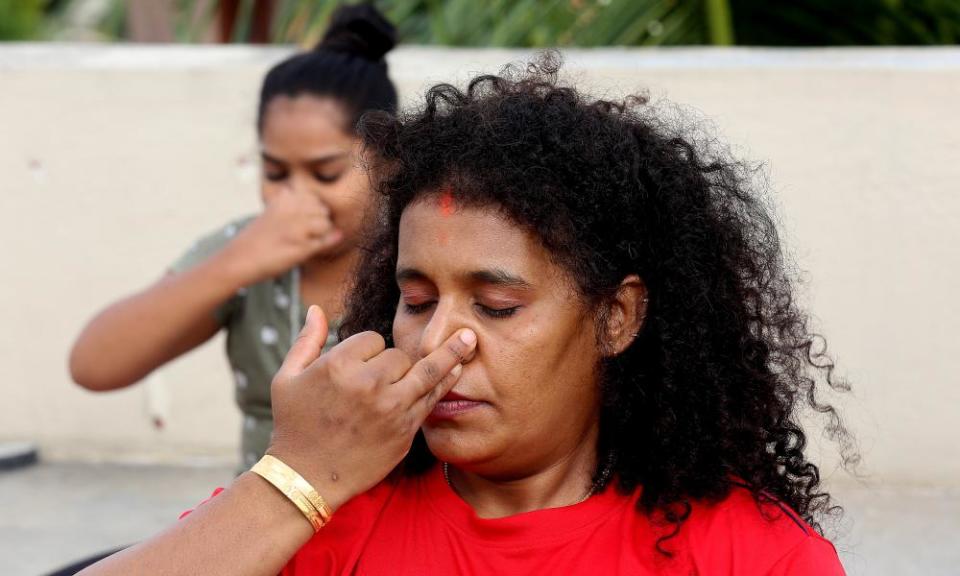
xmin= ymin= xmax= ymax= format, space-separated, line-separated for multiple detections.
xmin=309 ymin=228 xmax=344 ymax=253
xmin=267 ymin=182 xmax=294 ymax=204
xmin=279 ymin=305 xmax=329 ymax=376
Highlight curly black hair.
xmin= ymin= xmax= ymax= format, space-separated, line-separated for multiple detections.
xmin=340 ymin=53 xmax=856 ymax=549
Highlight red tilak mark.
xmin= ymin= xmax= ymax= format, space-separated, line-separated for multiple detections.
xmin=439 ymin=188 xmax=455 ymax=217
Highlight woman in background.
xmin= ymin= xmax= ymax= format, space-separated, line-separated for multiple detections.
xmin=70 ymin=4 xmax=397 ymax=470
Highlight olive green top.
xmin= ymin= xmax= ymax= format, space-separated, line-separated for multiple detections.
xmin=172 ymin=217 xmax=340 ymax=471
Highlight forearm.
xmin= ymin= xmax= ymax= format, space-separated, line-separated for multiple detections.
xmin=69 ymin=248 xmax=253 ymax=390
xmin=78 ymin=473 xmax=314 ymax=576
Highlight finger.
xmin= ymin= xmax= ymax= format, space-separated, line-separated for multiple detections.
xmin=363 ymin=348 xmax=414 ymax=386
xmin=286 ymin=183 xmax=311 ymax=198
xmin=308 ymin=229 xmax=344 ymax=253
xmin=410 ymin=363 xmax=464 ymax=422
xmin=274 ymin=184 xmax=301 ymax=204
xmin=289 ymin=188 xmax=329 ymax=219
xmin=398 ymin=329 xmax=477 ymax=404
xmin=306 ymin=216 xmax=334 ymax=238
xmin=277 ymin=305 xmax=329 ymax=377
xmin=296 ymin=196 xmax=328 ymax=216
xmin=334 ymin=331 xmax=387 ymax=363
xmin=315 ymin=200 xmax=331 ymax=218
xmin=260 ymin=186 xmax=291 ymax=210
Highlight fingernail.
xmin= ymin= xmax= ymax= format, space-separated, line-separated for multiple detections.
xmin=305 ymin=305 xmax=316 ymax=324
xmin=459 ymin=329 xmax=476 ymax=346
xmin=450 ymin=363 xmax=463 ymax=378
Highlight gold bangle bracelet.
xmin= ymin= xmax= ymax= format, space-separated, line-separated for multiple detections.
xmin=290 ymin=469 xmax=333 ymax=524
xmin=251 ymin=455 xmax=331 ymax=532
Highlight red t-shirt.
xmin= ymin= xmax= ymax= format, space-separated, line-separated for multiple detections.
xmin=259 ymin=465 xmax=843 ymax=575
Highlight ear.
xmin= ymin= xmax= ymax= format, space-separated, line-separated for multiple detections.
xmin=602 ymin=275 xmax=648 ymax=357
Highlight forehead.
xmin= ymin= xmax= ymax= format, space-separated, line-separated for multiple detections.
xmin=396 ymin=198 xmax=562 ymax=283
xmin=261 ymin=95 xmax=352 ymax=151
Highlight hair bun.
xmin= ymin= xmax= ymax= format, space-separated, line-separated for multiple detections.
xmin=319 ymin=4 xmax=397 ymax=62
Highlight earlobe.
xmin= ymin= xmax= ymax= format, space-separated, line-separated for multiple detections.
xmin=604 ymin=275 xmax=648 ymax=357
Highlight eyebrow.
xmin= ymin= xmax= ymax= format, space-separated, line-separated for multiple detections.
xmin=469 ymin=269 xmax=533 ymax=289
xmin=260 ymin=151 xmax=348 ymax=166
xmin=395 ymin=267 xmax=533 ymax=289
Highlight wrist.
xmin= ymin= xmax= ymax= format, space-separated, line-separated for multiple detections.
xmin=210 ymin=239 xmax=267 ymax=289
xmin=234 ymin=472 xmax=316 ymax=542
xmin=264 ymin=448 xmax=354 ymax=514
xmin=251 ymin=455 xmax=332 ymax=532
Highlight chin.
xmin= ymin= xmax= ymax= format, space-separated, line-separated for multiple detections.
xmin=311 ymin=239 xmax=351 ymax=261
xmin=422 ymin=424 xmax=492 ymax=466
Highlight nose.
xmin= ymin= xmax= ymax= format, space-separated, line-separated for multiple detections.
xmin=417 ymin=299 xmax=471 ymax=361
xmin=289 ymin=172 xmax=317 ymax=196
xmin=287 ymin=174 xmax=331 ymax=212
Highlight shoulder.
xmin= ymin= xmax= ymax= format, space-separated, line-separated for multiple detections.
xmin=680 ymin=486 xmax=845 ymax=575
xmin=170 ymin=215 xmax=257 ymax=274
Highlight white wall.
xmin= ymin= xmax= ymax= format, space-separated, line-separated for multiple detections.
xmin=1 ymin=45 xmax=957 ymax=486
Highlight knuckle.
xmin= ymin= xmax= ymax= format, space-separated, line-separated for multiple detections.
xmin=427 ymin=379 xmax=445 ymax=404
xmin=346 ymin=331 xmax=385 ymax=356
xmin=375 ymin=397 xmax=402 ymax=416
xmin=364 ymin=331 xmax=387 ymax=351
xmin=445 ymin=340 xmax=467 ymax=363
xmin=355 ymin=369 xmax=379 ymax=391
xmin=292 ymin=331 xmax=313 ymax=349
xmin=387 ymin=349 xmax=413 ymax=373
xmin=439 ymin=371 xmax=455 ymax=391
xmin=325 ymin=355 xmax=351 ymax=381
xmin=270 ymin=373 xmax=287 ymax=392
xmin=401 ymin=414 xmax=418 ymax=435
xmin=419 ymin=359 xmax=441 ymax=384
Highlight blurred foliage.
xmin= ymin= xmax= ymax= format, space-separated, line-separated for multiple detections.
xmin=1 ymin=0 xmax=958 ymax=45
xmin=0 ymin=0 xmax=51 ymax=40
xmin=730 ymin=0 xmax=960 ymax=45
xmin=384 ymin=0 xmax=718 ymax=47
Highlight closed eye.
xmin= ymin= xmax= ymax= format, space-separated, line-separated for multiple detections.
xmin=313 ymin=170 xmax=342 ymax=184
xmin=403 ymin=302 xmax=518 ymax=319
xmin=403 ymin=301 xmax=435 ymax=315
xmin=477 ymin=304 xmax=520 ymax=319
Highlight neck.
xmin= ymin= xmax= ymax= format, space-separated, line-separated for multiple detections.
xmin=299 ymin=248 xmax=360 ymax=320
xmin=302 ymin=247 xmax=358 ymax=279
xmin=445 ymin=429 xmax=599 ymax=519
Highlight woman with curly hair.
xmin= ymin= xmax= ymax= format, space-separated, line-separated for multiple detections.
xmin=82 ymin=57 xmax=851 ymax=575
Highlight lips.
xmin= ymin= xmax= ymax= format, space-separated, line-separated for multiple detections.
xmin=430 ymin=390 xmax=484 ymax=420
xmin=440 ymin=390 xmax=472 ymax=402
